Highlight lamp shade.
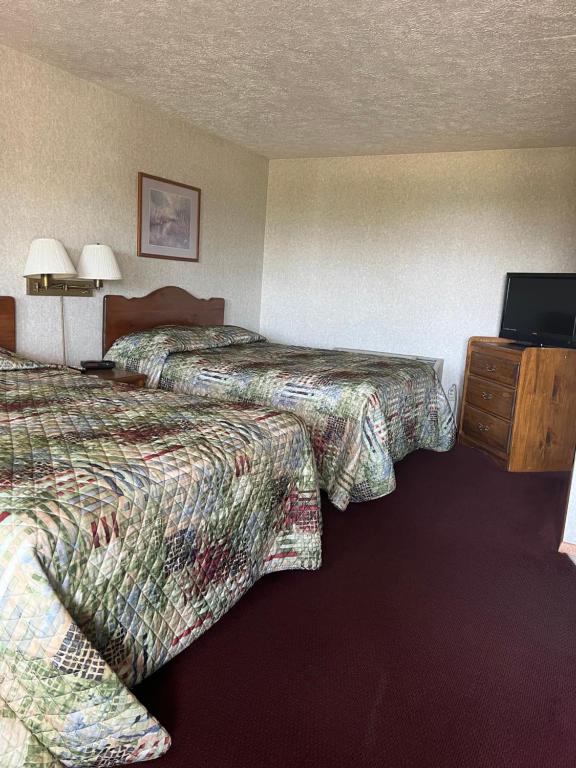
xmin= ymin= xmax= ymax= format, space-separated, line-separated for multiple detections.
xmin=77 ymin=244 xmax=122 ymax=281
xmin=23 ymin=238 xmax=76 ymax=277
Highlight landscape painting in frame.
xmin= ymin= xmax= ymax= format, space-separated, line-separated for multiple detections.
xmin=138 ymin=172 xmax=201 ymax=261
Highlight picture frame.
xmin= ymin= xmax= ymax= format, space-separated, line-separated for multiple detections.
xmin=137 ymin=172 xmax=201 ymax=262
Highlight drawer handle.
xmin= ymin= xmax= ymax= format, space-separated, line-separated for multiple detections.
xmin=485 ymin=365 xmax=496 ymax=372
xmin=481 ymin=392 xmax=493 ymax=400
xmin=477 ymin=423 xmax=490 ymax=432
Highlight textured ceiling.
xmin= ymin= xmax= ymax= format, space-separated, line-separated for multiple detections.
xmin=0 ymin=0 xmax=575 ymax=158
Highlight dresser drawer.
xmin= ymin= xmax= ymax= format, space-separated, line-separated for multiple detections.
xmin=461 ymin=404 xmax=511 ymax=455
xmin=465 ymin=376 xmax=516 ymax=420
xmin=469 ymin=350 xmax=519 ymax=387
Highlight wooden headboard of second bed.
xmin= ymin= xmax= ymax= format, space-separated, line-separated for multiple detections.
xmin=0 ymin=297 xmax=16 ymax=352
xmin=103 ymin=286 xmax=225 ymax=354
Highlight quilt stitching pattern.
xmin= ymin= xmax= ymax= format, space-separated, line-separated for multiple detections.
xmin=0 ymin=369 xmax=321 ymax=767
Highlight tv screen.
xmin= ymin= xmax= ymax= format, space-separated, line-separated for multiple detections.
xmin=499 ymin=273 xmax=576 ymax=348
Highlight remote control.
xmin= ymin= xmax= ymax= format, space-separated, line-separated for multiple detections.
xmin=80 ymin=360 xmax=116 ymax=370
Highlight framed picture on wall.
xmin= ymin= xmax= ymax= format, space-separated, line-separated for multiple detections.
xmin=137 ymin=172 xmax=201 ymax=262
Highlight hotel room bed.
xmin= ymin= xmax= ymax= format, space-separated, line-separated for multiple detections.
xmin=0 ymin=301 xmax=321 ymax=767
xmin=103 ymin=288 xmax=456 ymax=510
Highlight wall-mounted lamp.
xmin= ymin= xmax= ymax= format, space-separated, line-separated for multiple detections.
xmin=23 ymin=239 xmax=123 ymax=366
xmin=77 ymin=244 xmax=122 ymax=289
xmin=24 ymin=239 xmax=122 ymax=297
xmin=24 ymin=238 xmax=93 ymax=297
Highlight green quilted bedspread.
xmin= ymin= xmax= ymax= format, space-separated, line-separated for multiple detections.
xmin=0 ymin=368 xmax=321 ymax=767
xmin=106 ymin=328 xmax=456 ymax=509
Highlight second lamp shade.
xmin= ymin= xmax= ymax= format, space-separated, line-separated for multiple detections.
xmin=77 ymin=244 xmax=122 ymax=281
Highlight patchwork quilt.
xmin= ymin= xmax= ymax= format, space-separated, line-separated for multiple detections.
xmin=0 ymin=368 xmax=321 ymax=767
xmin=106 ymin=327 xmax=456 ymax=510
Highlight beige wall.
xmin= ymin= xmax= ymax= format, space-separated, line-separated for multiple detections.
xmin=261 ymin=150 xmax=576 ymax=390
xmin=0 ymin=44 xmax=268 ymax=365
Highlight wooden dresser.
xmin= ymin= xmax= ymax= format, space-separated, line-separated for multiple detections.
xmin=459 ymin=337 xmax=576 ymax=472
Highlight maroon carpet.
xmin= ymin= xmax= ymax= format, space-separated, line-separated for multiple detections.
xmin=135 ymin=445 xmax=574 ymax=768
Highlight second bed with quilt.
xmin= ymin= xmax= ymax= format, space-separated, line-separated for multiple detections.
xmin=104 ymin=291 xmax=456 ymax=510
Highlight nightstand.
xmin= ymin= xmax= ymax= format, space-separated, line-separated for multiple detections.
xmin=81 ymin=368 xmax=148 ymax=388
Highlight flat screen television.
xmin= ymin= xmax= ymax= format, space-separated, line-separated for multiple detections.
xmin=499 ymin=273 xmax=576 ymax=349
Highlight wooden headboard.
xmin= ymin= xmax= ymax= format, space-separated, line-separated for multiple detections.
xmin=0 ymin=297 xmax=16 ymax=352
xmin=103 ymin=286 xmax=225 ymax=354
